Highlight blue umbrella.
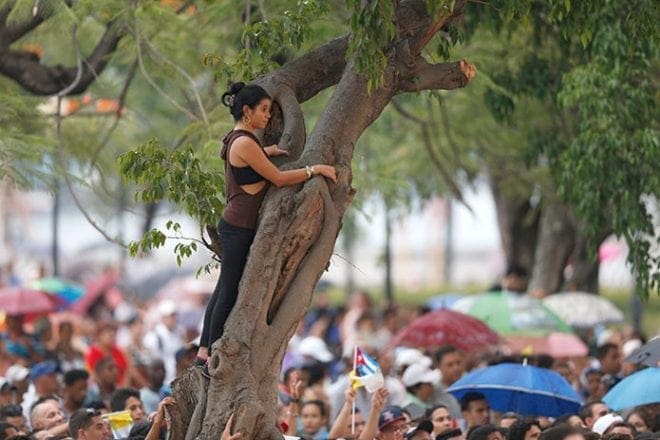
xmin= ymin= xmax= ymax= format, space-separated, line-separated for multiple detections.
xmin=447 ymin=363 xmax=582 ymax=417
xmin=603 ymin=367 xmax=660 ymax=411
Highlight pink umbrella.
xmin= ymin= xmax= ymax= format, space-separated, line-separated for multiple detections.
xmin=505 ymin=332 xmax=588 ymax=358
xmin=0 ymin=287 xmax=57 ymax=315
xmin=390 ymin=309 xmax=501 ymax=353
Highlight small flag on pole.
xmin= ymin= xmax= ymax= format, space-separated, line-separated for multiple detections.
xmin=350 ymin=347 xmax=385 ymax=392
xmin=105 ymin=410 xmax=133 ymax=439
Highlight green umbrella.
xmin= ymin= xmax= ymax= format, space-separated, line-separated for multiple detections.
xmin=451 ymin=291 xmax=572 ymax=335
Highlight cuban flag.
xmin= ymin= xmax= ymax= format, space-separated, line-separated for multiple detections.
xmin=349 ymin=347 xmax=385 ymax=392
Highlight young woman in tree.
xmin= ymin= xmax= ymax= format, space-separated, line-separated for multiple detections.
xmin=196 ymin=82 xmax=337 ymax=364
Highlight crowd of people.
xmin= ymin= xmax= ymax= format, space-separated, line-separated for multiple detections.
xmin=0 ymin=280 xmax=657 ymax=440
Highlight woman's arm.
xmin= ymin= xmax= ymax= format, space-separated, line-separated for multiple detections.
xmin=231 ymin=137 xmax=336 ymax=187
xmin=144 ymin=396 xmax=175 ymax=440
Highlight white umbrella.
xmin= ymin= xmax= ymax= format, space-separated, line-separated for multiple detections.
xmin=542 ymin=292 xmax=624 ymax=328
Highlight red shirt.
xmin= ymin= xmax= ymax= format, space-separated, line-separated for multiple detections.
xmin=85 ymin=345 xmax=128 ymax=384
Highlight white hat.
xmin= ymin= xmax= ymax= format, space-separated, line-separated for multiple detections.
xmin=401 ymin=363 xmax=441 ymax=387
xmin=298 ymin=336 xmax=334 ymax=363
xmin=158 ymin=299 xmax=177 ymax=317
xmin=5 ymin=364 xmax=29 ymax=383
xmin=394 ymin=348 xmax=431 ymax=371
xmin=622 ymin=339 xmax=642 ymax=358
xmin=593 ymin=413 xmax=623 ymax=435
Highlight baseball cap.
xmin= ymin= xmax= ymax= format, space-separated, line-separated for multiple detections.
xmin=298 ymin=336 xmax=333 ymax=363
xmin=592 ymin=413 xmax=623 ymax=435
xmin=401 ymin=363 xmax=441 ymax=387
xmin=5 ymin=364 xmax=29 ymax=383
xmin=158 ymin=299 xmax=177 ymax=317
xmin=379 ymin=405 xmax=407 ymax=430
xmin=405 ymin=420 xmax=434 ymax=439
xmin=30 ymin=360 xmax=59 ymax=382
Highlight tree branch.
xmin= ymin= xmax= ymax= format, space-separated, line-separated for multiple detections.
xmin=0 ymin=20 xmax=125 ymax=95
xmin=398 ymin=58 xmax=476 ymax=93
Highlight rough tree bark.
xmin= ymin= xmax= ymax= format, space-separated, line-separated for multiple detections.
xmin=168 ymin=1 xmax=475 ymax=439
xmin=490 ymin=177 xmax=540 ymax=274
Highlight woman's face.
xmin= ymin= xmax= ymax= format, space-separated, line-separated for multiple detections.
xmin=431 ymin=407 xmax=452 ymax=434
xmin=244 ymin=98 xmax=271 ymax=130
xmin=627 ymin=413 xmax=648 ymax=432
xmin=301 ymin=403 xmax=325 ymax=435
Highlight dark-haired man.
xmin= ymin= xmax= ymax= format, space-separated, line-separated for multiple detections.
xmin=69 ymin=408 xmax=112 ymax=440
xmin=62 ymin=369 xmax=89 ymax=417
xmin=460 ymin=392 xmax=490 ymax=430
xmin=110 ymin=388 xmax=146 ymax=423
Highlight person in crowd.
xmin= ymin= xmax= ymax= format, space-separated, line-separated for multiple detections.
xmin=593 ymin=414 xmax=625 ymax=436
xmin=436 ymin=428 xmax=464 ymax=440
xmin=0 ymin=404 xmax=28 ymax=433
xmin=580 ymin=368 xmax=605 ymax=401
xmin=109 ymin=388 xmax=146 ymax=423
xmin=62 ymin=369 xmax=89 ymax=418
xmin=551 ymin=414 xmax=586 ymax=429
xmin=32 ymin=318 xmax=57 ymax=362
xmin=467 ymin=424 xmax=506 ymax=440
xmin=553 ymin=361 xmax=579 ymax=392
xmin=1 ymin=315 xmax=37 ymax=365
xmin=539 ymin=425 xmax=586 ymax=440
xmin=55 ymin=321 xmax=85 ymax=372
xmin=432 ymin=345 xmax=464 ymax=418
xmin=68 ymin=408 xmax=112 ymax=440
xmin=4 ymin=364 xmax=30 ymax=407
xmin=139 ymin=359 xmax=171 ymax=414
xmin=297 ymin=400 xmax=329 ymax=440
xmin=404 ymin=419 xmax=434 ymax=440
xmin=603 ymin=422 xmax=637 ymax=438
xmin=328 ymin=387 xmax=388 ymax=440
xmin=0 ymin=379 xmax=16 ymax=407
xmin=143 ymin=300 xmax=184 ymax=385
xmin=425 ymin=404 xmax=454 ymax=437
xmin=85 ymin=357 xmax=119 ymax=407
xmin=507 ymin=419 xmax=542 ymax=440
xmin=85 ymin=323 xmax=129 ymax=386
xmin=625 ymin=406 xmax=655 ymax=433
xmin=489 ymin=264 xmax=528 ymax=294
xmin=29 ymin=397 xmax=68 ymax=437
xmin=579 ymin=401 xmax=610 ymax=430
xmin=127 ymin=396 xmax=175 ymax=440
xmin=596 ymin=344 xmax=623 ymax=391
xmin=174 ymin=343 xmax=198 ymax=378
xmin=376 ymin=405 xmax=408 ymax=440
xmin=21 ymin=361 xmax=60 ymax=421
xmin=0 ymin=421 xmax=18 ymax=440
xmin=341 ymin=292 xmax=374 ymax=358
xmin=498 ymin=413 xmax=521 ymax=429
xmin=401 ymin=363 xmax=441 ymax=420
xmin=460 ymin=392 xmax=491 ymax=430
xmin=195 ymin=81 xmax=336 ymax=365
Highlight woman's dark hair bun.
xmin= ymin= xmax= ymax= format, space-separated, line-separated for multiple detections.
xmin=221 ymin=82 xmax=246 ymax=108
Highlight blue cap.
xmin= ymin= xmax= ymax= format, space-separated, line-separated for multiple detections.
xmin=378 ymin=405 xmax=406 ymax=430
xmin=30 ymin=361 xmax=59 ymax=382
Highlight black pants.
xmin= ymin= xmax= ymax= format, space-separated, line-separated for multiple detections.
xmin=200 ymin=218 xmax=256 ymax=348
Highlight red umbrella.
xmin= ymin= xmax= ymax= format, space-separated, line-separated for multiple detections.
xmin=0 ymin=287 xmax=57 ymax=315
xmin=70 ymin=271 xmax=122 ymax=314
xmin=390 ymin=309 xmax=501 ymax=352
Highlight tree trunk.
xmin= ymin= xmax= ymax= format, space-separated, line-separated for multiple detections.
xmin=490 ymin=178 xmax=539 ymax=273
xmin=169 ymin=1 xmax=476 ymax=438
xmin=528 ymin=201 xmax=576 ymax=295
